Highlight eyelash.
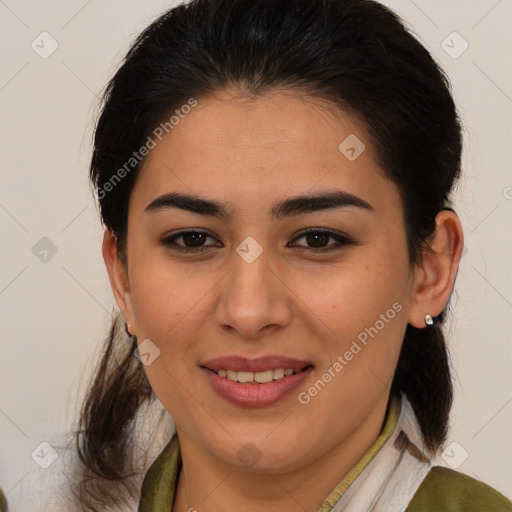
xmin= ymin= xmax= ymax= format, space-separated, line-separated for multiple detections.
xmin=160 ymin=228 xmax=354 ymax=254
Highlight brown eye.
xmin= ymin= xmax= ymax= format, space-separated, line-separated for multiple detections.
xmin=161 ymin=231 xmax=221 ymax=252
xmin=289 ymin=228 xmax=354 ymax=253
xmin=161 ymin=228 xmax=354 ymax=255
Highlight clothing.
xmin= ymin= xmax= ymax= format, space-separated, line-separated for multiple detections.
xmin=0 ymin=486 xmax=7 ymax=512
xmin=407 ymin=467 xmax=512 ymax=511
xmin=3 ymin=394 xmax=510 ymax=511
xmin=138 ymin=394 xmax=512 ymax=511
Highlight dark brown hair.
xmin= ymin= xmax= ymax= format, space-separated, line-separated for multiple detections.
xmin=76 ymin=0 xmax=462 ymax=508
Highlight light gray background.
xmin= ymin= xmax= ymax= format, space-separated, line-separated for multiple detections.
xmin=1 ymin=0 xmax=511 ymax=502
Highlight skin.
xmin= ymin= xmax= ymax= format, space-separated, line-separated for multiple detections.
xmin=103 ymin=88 xmax=464 ymax=511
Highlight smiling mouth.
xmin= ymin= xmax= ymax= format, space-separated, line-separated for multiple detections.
xmin=204 ymin=365 xmax=314 ymax=384
xmin=201 ymin=362 xmax=315 ymax=407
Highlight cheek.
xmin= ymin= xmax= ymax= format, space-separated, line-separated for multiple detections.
xmin=126 ymin=263 xmax=218 ymax=394
xmin=295 ymin=267 xmax=407 ymax=415
xmin=292 ymin=251 xmax=409 ymax=385
xmin=127 ymin=264 xmax=216 ymax=421
xmin=128 ymin=245 xmax=215 ymax=333
xmin=293 ymin=256 xmax=407 ymax=338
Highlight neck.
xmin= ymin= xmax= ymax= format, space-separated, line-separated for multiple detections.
xmin=172 ymin=398 xmax=389 ymax=512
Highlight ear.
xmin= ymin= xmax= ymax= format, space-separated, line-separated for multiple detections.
xmin=408 ymin=210 xmax=464 ymax=328
xmin=102 ymin=230 xmax=135 ymax=331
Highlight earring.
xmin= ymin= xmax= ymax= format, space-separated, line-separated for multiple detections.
xmin=425 ymin=314 xmax=434 ymax=326
xmin=125 ymin=322 xmax=135 ymax=337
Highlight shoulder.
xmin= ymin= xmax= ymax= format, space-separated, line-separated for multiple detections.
xmin=0 ymin=486 xmax=7 ymax=512
xmin=406 ymin=466 xmax=512 ymax=512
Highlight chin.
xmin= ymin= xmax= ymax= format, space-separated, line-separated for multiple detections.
xmin=205 ymin=428 xmax=309 ymax=472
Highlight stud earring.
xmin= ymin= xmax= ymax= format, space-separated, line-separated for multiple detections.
xmin=125 ymin=322 xmax=135 ymax=337
xmin=425 ymin=314 xmax=434 ymax=326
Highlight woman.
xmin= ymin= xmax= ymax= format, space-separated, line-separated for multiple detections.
xmin=3 ymin=0 xmax=510 ymax=510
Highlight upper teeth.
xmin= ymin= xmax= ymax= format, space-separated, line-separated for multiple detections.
xmin=216 ymin=368 xmax=295 ymax=383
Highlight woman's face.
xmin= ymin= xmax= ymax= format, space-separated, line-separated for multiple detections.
xmin=113 ymin=88 xmax=419 ymax=471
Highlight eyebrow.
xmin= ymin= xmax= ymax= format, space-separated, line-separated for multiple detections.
xmin=144 ymin=190 xmax=374 ymax=220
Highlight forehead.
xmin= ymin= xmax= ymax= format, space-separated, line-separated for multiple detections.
xmin=130 ymin=88 xmax=400 ymax=217
xmin=163 ymin=88 xmax=363 ymax=154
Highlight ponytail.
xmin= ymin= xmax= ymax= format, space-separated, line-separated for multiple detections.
xmin=72 ymin=313 xmax=156 ymax=510
xmin=391 ymin=312 xmax=453 ymax=453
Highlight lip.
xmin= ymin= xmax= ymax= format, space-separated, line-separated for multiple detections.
xmin=200 ymin=355 xmax=313 ymax=373
xmin=200 ymin=355 xmax=314 ymax=407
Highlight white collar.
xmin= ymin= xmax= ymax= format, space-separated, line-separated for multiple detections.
xmin=331 ymin=394 xmax=433 ymax=512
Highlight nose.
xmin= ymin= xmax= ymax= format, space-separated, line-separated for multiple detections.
xmin=214 ymin=244 xmax=293 ymax=339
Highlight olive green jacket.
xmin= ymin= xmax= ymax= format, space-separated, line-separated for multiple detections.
xmin=0 ymin=487 xmax=7 ymax=512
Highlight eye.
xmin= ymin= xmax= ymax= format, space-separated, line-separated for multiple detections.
xmin=288 ymin=228 xmax=354 ymax=253
xmin=160 ymin=230 xmax=220 ymax=253
xmin=160 ymin=228 xmax=354 ymax=254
